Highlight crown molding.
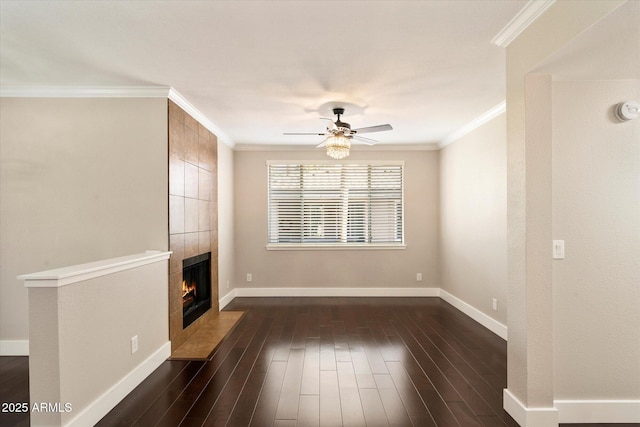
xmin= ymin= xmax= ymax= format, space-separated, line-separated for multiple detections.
xmin=0 ymin=85 xmax=171 ymax=98
xmin=234 ymin=142 xmax=440 ymax=152
xmin=0 ymin=85 xmax=236 ymax=148
xmin=1 ymin=85 xmax=501 ymax=152
xmin=438 ymin=100 xmax=506 ymax=149
xmin=491 ymin=0 xmax=556 ymax=47
xmin=167 ymin=88 xmax=235 ymax=148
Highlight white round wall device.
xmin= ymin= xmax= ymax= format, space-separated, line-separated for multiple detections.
xmin=614 ymin=101 xmax=640 ymax=122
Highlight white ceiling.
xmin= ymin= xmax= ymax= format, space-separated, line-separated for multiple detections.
xmin=0 ymin=1 xmax=528 ymax=148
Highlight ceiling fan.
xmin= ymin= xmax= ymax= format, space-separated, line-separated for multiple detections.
xmin=284 ymin=107 xmax=393 ymax=159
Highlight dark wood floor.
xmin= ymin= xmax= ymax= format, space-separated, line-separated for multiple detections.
xmin=1 ymin=297 xmax=637 ymax=427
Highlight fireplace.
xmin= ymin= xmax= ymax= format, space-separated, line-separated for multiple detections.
xmin=182 ymin=252 xmax=212 ymax=329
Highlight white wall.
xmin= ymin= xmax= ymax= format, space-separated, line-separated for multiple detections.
xmin=233 ymin=149 xmax=439 ymax=291
xmin=552 ymin=79 xmax=640 ymax=400
xmin=0 ymin=98 xmax=168 ymax=352
xmin=439 ymin=113 xmax=507 ymax=326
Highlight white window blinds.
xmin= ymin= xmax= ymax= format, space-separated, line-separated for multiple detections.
xmin=268 ymin=162 xmax=404 ymax=246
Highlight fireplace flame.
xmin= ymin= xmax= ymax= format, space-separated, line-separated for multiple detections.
xmin=182 ymin=280 xmax=196 ymax=308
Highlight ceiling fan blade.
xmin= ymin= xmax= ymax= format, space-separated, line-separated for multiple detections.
xmin=283 ymin=132 xmax=328 ymax=136
xmin=352 ymin=124 xmax=393 ymax=134
xmin=353 ymin=135 xmax=377 ymax=145
xmin=320 ymin=117 xmax=336 ymax=131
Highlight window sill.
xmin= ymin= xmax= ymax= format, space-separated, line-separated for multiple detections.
xmin=266 ymin=243 xmax=407 ymax=251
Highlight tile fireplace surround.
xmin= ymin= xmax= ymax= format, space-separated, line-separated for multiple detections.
xmin=168 ymin=100 xmax=219 ymax=352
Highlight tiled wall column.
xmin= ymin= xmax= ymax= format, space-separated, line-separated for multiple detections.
xmin=168 ymin=100 xmax=218 ymax=351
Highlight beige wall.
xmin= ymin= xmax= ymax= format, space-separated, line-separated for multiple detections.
xmin=0 ymin=98 xmax=168 ymax=346
xmin=233 ymin=149 xmax=439 ymax=290
xmin=439 ymin=113 xmax=507 ymax=325
xmin=504 ymin=0 xmax=630 ymax=422
xmin=552 ymin=79 xmax=640 ymax=400
xmin=217 ymin=140 xmax=235 ymax=302
xmin=28 ymin=258 xmax=169 ymax=426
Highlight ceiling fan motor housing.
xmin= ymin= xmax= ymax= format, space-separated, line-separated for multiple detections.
xmin=332 ymin=107 xmax=351 ymax=131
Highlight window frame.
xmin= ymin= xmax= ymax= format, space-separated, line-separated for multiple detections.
xmin=266 ymin=160 xmax=406 ymax=251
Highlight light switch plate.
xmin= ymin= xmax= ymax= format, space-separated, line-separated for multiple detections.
xmin=553 ymin=240 xmax=565 ymax=259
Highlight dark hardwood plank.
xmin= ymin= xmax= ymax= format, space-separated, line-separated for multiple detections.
xmin=374 ymin=373 xmax=413 ymax=427
xmin=296 ymin=394 xmax=320 ymax=427
xmin=275 ymin=347 xmax=305 ymax=421
xmin=12 ymin=298 xmax=619 ymax=427
xmin=272 ymin=306 xmax=297 ymax=362
xmin=319 ymin=370 xmax=342 ymax=426
xmin=0 ymin=356 xmax=29 ymax=427
xmin=389 ymin=315 xmax=463 ymax=403
xmin=449 ymin=400 xmax=485 ymax=427
xmin=359 ymin=326 xmax=390 ymax=375
xmin=397 ymin=357 xmax=460 ymax=427
xmin=226 ymin=323 xmax=283 ymax=426
xmin=351 ymin=349 xmax=376 ymax=389
xmin=330 ymin=321 xmax=350 ymax=364
xmin=386 ymin=361 xmax=437 ymax=427
xmin=96 ymin=360 xmax=194 ymax=426
xmin=301 ymin=337 xmax=320 ymax=395
xmin=250 ymin=361 xmax=287 ymax=427
xmin=201 ymin=319 xmax=273 ymax=426
xmin=154 ymin=311 xmax=261 ymax=426
xmin=319 ymin=324 xmax=338 ymax=370
xmin=179 ymin=346 xmax=244 ymax=423
xmin=360 ymin=388 xmax=390 ymax=426
xmin=336 ymin=360 xmax=367 ymax=426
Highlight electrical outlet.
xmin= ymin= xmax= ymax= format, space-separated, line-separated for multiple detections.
xmin=416 ymin=273 xmax=423 ymax=282
xmin=492 ymin=298 xmax=498 ymax=311
xmin=226 ymin=280 xmax=230 ymax=289
xmin=246 ymin=273 xmax=252 ymax=282
xmin=131 ymin=335 xmax=138 ymax=354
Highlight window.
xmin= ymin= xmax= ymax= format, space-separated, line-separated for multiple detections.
xmin=267 ymin=161 xmax=404 ymax=248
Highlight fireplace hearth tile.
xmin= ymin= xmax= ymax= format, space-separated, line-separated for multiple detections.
xmin=170 ymin=311 xmax=245 ymax=360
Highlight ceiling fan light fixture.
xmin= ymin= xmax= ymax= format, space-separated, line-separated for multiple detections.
xmin=325 ymin=134 xmax=351 ymax=159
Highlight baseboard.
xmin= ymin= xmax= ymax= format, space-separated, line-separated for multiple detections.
xmin=555 ymin=399 xmax=640 ymax=424
xmin=233 ymin=286 xmax=440 ymax=298
xmin=0 ymin=340 xmax=29 ymax=356
xmin=439 ymin=290 xmax=508 ymax=340
xmin=64 ymin=341 xmax=171 ymax=427
xmin=222 ymin=287 xmax=507 ymax=341
xmin=219 ymin=288 xmax=237 ymax=310
xmin=503 ymin=389 xmax=559 ymax=427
